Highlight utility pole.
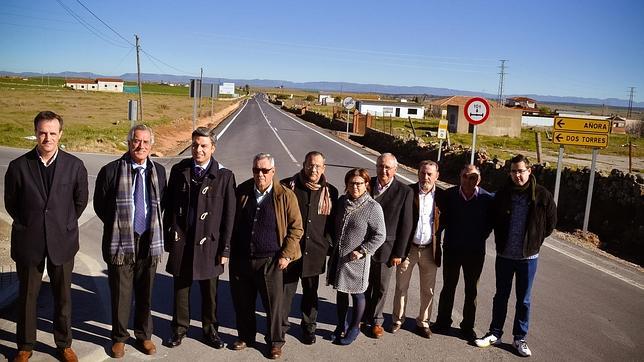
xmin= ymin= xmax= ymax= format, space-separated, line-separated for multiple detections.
xmin=135 ymin=34 xmax=144 ymax=122
xmin=497 ymin=59 xmax=508 ymax=106
xmin=627 ymin=87 xmax=635 ymax=118
xmin=199 ymin=67 xmax=203 ymax=110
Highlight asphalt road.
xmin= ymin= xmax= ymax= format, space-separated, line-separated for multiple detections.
xmin=0 ymin=95 xmax=642 ymax=361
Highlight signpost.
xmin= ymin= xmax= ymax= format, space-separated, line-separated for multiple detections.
xmin=437 ymin=119 xmax=448 ymax=161
xmin=463 ymin=97 xmax=491 ymax=164
xmin=342 ymin=97 xmax=355 ymax=138
xmin=551 ymin=116 xmax=611 ymax=232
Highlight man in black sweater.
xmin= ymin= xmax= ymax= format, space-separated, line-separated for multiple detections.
xmin=433 ymin=164 xmax=493 ymax=341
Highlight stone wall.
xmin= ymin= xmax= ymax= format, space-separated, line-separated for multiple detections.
xmin=286 ymin=109 xmax=644 ymax=266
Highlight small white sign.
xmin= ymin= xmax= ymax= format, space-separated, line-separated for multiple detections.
xmin=342 ymin=97 xmax=355 ymax=109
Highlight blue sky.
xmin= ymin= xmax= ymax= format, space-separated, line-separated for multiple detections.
xmin=1 ymin=0 xmax=643 ymax=101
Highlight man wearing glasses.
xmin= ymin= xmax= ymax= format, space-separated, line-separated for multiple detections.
xmin=280 ymin=151 xmax=338 ymax=344
xmin=230 ymin=153 xmax=303 ymax=359
xmin=475 ymin=154 xmax=557 ymax=357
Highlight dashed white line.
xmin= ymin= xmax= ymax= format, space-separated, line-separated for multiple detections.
xmin=255 ymin=98 xmax=298 ymax=165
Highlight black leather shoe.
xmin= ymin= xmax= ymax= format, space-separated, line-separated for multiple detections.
xmin=165 ymin=332 xmax=186 ymax=348
xmin=302 ymin=331 xmax=316 ymax=345
xmin=232 ymin=340 xmax=247 ymax=351
xmin=415 ymin=326 xmax=432 ymax=339
xmin=204 ymin=330 xmax=225 ymax=349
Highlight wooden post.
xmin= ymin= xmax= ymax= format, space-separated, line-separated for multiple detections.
xmin=535 ymin=132 xmax=542 ymax=164
xmin=408 ymin=116 xmax=417 ymax=138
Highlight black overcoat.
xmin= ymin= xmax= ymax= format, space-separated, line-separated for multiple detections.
xmin=163 ymin=158 xmax=236 ymax=280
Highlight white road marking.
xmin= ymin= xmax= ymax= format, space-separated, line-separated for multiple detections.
xmin=215 ymin=99 xmax=249 ymax=139
xmin=255 ymin=98 xmax=298 ymax=165
xmin=266 ymin=100 xmax=415 ymax=184
xmin=543 ymin=240 xmax=643 ymax=291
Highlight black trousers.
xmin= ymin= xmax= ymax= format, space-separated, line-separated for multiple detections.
xmin=364 ymin=261 xmax=394 ymax=326
xmin=107 ymin=257 xmax=157 ymax=342
xmin=435 ymin=251 xmax=486 ymax=330
xmin=282 ymin=260 xmax=320 ymax=334
xmin=16 ymin=257 xmax=74 ymax=351
xmin=230 ymin=256 xmax=284 ymax=347
xmin=171 ymin=275 xmax=219 ymax=335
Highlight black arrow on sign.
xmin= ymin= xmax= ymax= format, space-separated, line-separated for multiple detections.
xmin=556 ymin=119 xmax=565 ymax=128
xmin=470 ymin=112 xmax=484 ymax=117
xmin=555 ymin=133 xmax=563 ymax=142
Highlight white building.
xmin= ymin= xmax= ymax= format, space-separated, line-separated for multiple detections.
xmin=65 ymin=78 xmax=123 ymax=92
xmin=356 ymin=100 xmax=425 ymax=119
xmin=219 ymin=82 xmax=235 ymax=95
xmin=318 ymin=94 xmax=334 ymax=104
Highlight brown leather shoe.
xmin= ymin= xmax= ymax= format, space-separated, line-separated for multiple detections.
xmin=12 ymin=350 xmax=32 ymax=362
xmin=59 ymin=347 xmax=78 ymax=362
xmin=372 ymin=324 xmax=384 ymax=338
xmin=269 ymin=346 xmax=282 ymax=359
xmin=137 ymin=340 xmax=156 ymax=355
xmin=111 ymin=342 xmax=125 ymax=358
xmin=415 ymin=326 xmax=432 ymax=339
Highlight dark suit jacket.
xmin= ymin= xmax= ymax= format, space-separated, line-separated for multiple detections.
xmin=163 ymin=158 xmax=236 ymax=280
xmin=94 ymin=154 xmax=167 ymax=263
xmin=405 ymin=182 xmax=442 ymax=267
xmin=370 ymin=176 xmax=414 ymax=265
xmin=5 ymin=148 xmax=88 ymax=266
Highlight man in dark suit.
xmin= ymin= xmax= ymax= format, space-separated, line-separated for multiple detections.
xmin=280 ymin=151 xmax=338 ymax=345
xmin=163 ymin=127 xmax=236 ymax=350
xmin=391 ymin=160 xmax=441 ymax=339
xmin=432 ymin=164 xmax=493 ymax=342
xmin=364 ymin=153 xmax=414 ymax=338
xmin=230 ymin=153 xmax=303 ymax=359
xmin=94 ymin=125 xmax=166 ymax=358
xmin=4 ymin=111 xmax=88 ymax=362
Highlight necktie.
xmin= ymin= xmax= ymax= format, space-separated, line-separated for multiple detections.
xmin=194 ymin=166 xmax=204 ymax=179
xmin=133 ymin=167 xmax=146 ymax=235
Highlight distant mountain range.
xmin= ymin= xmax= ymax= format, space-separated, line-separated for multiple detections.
xmin=3 ymin=70 xmax=642 ymax=108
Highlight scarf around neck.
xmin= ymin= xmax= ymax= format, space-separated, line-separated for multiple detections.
xmin=110 ymin=153 xmax=164 ymax=265
xmin=289 ymin=170 xmax=332 ymax=215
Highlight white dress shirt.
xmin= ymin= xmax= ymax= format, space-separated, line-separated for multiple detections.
xmin=412 ymin=188 xmax=435 ymax=246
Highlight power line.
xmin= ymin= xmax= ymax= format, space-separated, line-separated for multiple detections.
xmin=140 ymin=49 xmax=196 ymax=76
xmin=54 ymin=0 xmax=129 ymax=48
xmin=73 ymin=0 xmax=134 ymax=46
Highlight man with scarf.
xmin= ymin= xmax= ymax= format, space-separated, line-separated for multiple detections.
xmin=94 ymin=125 xmax=166 ymax=359
xmin=475 ymin=154 xmax=556 ymax=357
xmin=280 ymin=151 xmax=338 ymax=344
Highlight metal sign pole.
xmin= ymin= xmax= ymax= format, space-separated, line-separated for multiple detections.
xmin=347 ymin=109 xmax=350 ymax=137
xmin=554 ymin=145 xmax=564 ymax=205
xmin=582 ymin=148 xmax=599 ymax=231
xmin=470 ymin=125 xmax=477 ymax=165
xmin=437 ymin=140 xmax=442 ymax=162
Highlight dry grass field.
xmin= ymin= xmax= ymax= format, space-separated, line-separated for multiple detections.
xmin=0 ymin=81 xmax=236 ymax=154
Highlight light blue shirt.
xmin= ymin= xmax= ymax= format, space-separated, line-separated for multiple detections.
xmin=254 ymin=183 xmax=273 ymax=205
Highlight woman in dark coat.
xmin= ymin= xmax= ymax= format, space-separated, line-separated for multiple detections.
xmin=327 ymin=168 xmax=385 ymax=345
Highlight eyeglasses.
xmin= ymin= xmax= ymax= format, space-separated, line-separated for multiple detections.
xmin=305 ymin=164 xmax=324 ymax=170
xmin=348 ymin=181 xmax=365 ymax=187
xmin=510 ymin=169 xmax=529 ymax=175
xmin=252 ymin=167 xmax=274 ymax=175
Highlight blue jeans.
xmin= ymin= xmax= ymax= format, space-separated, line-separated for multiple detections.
xmin=489 ymin=256 xmax=538 ymax=340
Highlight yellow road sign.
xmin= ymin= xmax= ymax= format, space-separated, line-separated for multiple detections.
xmin=553 ymin=117 xmax=610 ymax=134
xmin=553 ymin=131 xmax=608 ymax=148
xmin=437 ymin=119 xmax=448 ymax=139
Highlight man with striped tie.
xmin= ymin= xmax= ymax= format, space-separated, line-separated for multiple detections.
xmin=94 ymin=125 xmax=167 ymax=358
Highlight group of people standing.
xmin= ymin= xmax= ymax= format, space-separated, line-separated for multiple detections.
xmin=5 ymin=111 xmax=557 ymax=361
